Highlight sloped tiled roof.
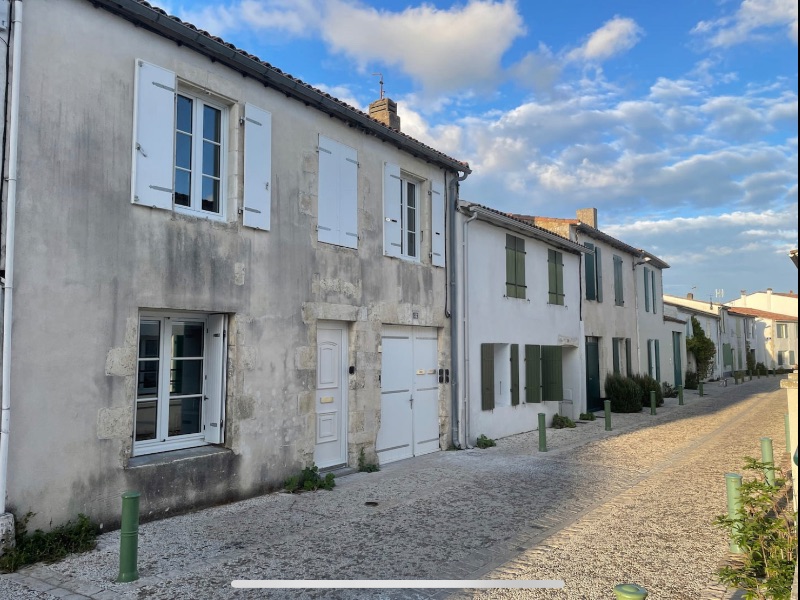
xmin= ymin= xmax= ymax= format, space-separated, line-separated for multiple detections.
xmin=727 ymin=307 xmax=798 ymax=322
xmin=90 ymin=0 xmax=470 ymax=174
xmin=663 ymin=315 xmax=687 ymax=324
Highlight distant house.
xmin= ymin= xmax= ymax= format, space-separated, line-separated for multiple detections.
xmin=0 ymin=0 xmax=470 ymax=533
xmin=453 ymin=202 xmax=586 ymax=444
xmin=523 ymin=209 xmax=672 ymax=410
xmin=725 ymin=290 xmax=798 ymax=370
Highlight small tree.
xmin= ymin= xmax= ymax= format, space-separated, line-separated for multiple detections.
xmin=686 ymin=316 xmax=716 ymax=379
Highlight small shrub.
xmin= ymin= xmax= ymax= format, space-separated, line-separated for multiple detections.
xmin=630 ymin=373 xmax=664 ymax=407
xmin=284 ymin=464 xmax=335 ymax=493
xmin=662 ymin=381 xmax=678 ymax=398
xmin=714 ymin=458 xmax=797 ymax=599
xmin=604 ymin=373 xmax=642 ymax=413
xmin=756 ymin=362 xmax=767 ymax=376
xmin=476 ymin=434 xmax=496 ymax=449
xmin=357 ymin=448 xmax=380 ymax=473
xmin=684 ymin=370 xmax=700 ymax=389
xmin=0 ymin=512 xmax=100 ymax=573
xmin=552 ymin=414 xmax=576 ymax=429
xmin=578 ymin=413 xmax=596 ymax=421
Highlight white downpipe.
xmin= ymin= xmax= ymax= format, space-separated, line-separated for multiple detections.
xmin=0 ymin=0 xmax=23 ymax=514
xmin=461 ymin=209 xmax=477 ymax=448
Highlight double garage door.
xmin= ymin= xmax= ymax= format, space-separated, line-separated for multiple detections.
xmin=376 ymin=326 xmax=440 ymax=464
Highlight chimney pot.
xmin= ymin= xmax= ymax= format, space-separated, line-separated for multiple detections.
xmin=576 ymin=208 xmax=598 ymax=229
xmin=687 ymin=292 xmax=694 ymax=300
xmin=369 ymin=97 xmax=401 ymax=131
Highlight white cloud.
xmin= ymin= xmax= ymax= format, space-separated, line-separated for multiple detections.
xmin=320 ymin=0 xmax=525 ymax=94
xmin=174 ymin=0 xmax=321 ymax=37
xmin=566 ymin=16 xmax=643 ymax=63
xmin=692 ymin=0 xmax=798 ymax=48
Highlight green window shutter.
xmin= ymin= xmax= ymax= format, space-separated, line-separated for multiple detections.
xmin=515 ymin=238 xmax=526 ymax=299
xmin=525 ymin=345 xmax=541 ymax=403
xmin=584 ymin=243 xmax=596 ymax=300
xmin=612 ymin=338 xmax=620 ymax=374
xmin=613 ymin=256 xmax=623 ymax=306
xmin=510 ymin=344 xmax=520 ymax=405
xmin=541 ymin=346 xmax=563 ymax=401
xmin=481 ymin=343 xmax=495 ymax=411
xmin=647 ymin=340 xmax=653 ymax=377
xmin=595 ymin=246 xmax=603 ymax=302
xmin=654 ymin=339 xmax=661 ymax=382
xmin=506 ymin=235 xmax=516 ymax=298
xmin=548 ymin=249 xmax=557 ymax=304
xmin=644 ymin=267 xmax=650 ymax=312
xmin=651 ymin=270 xmax=657 ymax=314
xmin=625 ymin=338 xmax=632 ymax=375
xmin=556 ymin=251 xmax=564 ymax=305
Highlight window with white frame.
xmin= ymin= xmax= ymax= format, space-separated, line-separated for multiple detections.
xmin=776 ymin=323 xmax=789 ymax=338
xmin=383 ymin=163 xmax=421 ymax=260
xmin=135 ymin=312 xmax=227 ymax=456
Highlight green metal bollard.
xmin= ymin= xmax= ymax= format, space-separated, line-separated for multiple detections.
xmin=117 ymin=491 xmax=141 ymax=583
xmin=699 ymin=381 xmax=704 ymax=397
xmin=757 ymin=369 xmax=761 ymax=379
xmin=725 ymin=473 xmax=743 ymax=553
xmin=748 ymin=370 xmax=752 ymax=381
xmin=786 ymin=414 xmax=792 ymax=453
xmin=734 ymin=372 xmax=739 ymax=385
xmin=650 ymin=390 xmax=656 ymax=415
xmin=613 ymin=583 xmax=648 ymax=599
xmin=678 ymin=385 xmax=684 ymax=405
xmin=604 ymin=400 xmax=612 ymax=431
xmin=538 ymin=413 xmax=547 ymax=452
xmin=760 ymin=437 xmax=775 ymax=486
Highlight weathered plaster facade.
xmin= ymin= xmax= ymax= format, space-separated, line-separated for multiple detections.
xmin=0 ymin=0 xmax=467 ymax=529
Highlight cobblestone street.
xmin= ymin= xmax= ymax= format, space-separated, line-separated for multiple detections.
xmin=0 ymin=377 xmax=791 ymax=599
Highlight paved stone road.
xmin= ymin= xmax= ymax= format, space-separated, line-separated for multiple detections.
xmin=0 ymin=376 xmax=792 ymax=599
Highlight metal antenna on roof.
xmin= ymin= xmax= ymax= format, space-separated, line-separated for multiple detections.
xmin=372 ymin=73 xmax=385 ymax=99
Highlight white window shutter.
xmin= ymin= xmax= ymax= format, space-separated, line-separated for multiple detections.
xmin=243 ymin=104 xmax=272 ymax=230
xmin=383 ymin=162 xmax=402 ymax=257
xmin=430 ymin=179 xmax=445 ymax=267
xmin=204 ymin=314 xmax=227 ymax=444
xmin=317 ymin=136 xmax=340 ymax=245
xmin=132 ymin=60 xmax=176 ymax=210
xmin=339 ymin=144 xmax=358 ymax=249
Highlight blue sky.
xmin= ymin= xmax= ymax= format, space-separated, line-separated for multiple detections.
xmin=155 ymin=0 xmax=797 ymax=304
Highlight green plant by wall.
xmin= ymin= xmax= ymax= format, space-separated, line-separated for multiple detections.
xmin=578 ymin=413 xmax=596 ymax=421
xmin=661 ymin=381 xmax=678 ymax=398
xmin=686 ymin=316 xmax=716 ymax=379
xmin=604 ymin=373 xmax=643 ymax=413
xmin=0 ymin=512 xmax=100 ymax=573
xmin=284 ymin=464 xmax=336 ymax=493
xmin=476 ymin=434 xmax=496 ymax=449
xmin=713 ymin=458 xmax=797 ymax=600
xmin=746 ymin=343 xmax=756 ymax=373
xmin=630 ymin=373 xmax=664 ymax=407
xmin=357 ymin=448 xmax=380 ymax=473
xmin=551 ymin=414 xmax=576 ymax=429
xmin=755 ymin=362 xmax=767 ymax=376
xmin=684 ymin=370 xmax=699 ymax=390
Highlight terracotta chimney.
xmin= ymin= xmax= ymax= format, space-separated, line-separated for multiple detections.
xmin=369 ymin=98 xmax=401 ymax=131
xmin=687 ymin=292 xmax=694 ymax=300
xmin=576 ymin=208 xmax=598 ymax=229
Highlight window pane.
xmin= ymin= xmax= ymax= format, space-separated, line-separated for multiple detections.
xmin=137 ymin=361 xmax=159 ymax=398
xmin=170 ymin=359 xmax=203 ymax=396
xmin=139 ymin=321 xmax=160 ymax=358
xmin=203 ymin=105 xmax=221 ymax=142
xmin=406 ymin=231 xmax=416 ymax=257
xmin=135 ymin=400 xmax=157 ymax=441
xmin=168 ymin=396 xmax=202 ymax=436
xmin=202 ymin=177 xmax=220 ymax=213
xmin=202 ymin=141 xmax=220 ymax=177
xmin=176 ymin=95 xmax=193 ymax=134
xmin=172 ymin=322 xmax=204 ymax=357
xmin=176 ymin=133 xmax=192 ymax=170
xmin=174 ymin=169 xmax=191 ymax=207
xmin=406 ymin=182 xmax=416 ymax=208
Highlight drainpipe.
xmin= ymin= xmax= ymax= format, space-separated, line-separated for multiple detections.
xmin=0 ymin=0 xmax=23 ymax=514
xmin=461 ymin=207 xmax=478 ymax=448
xmin=448 ymin=170 xmax=468 ymax=449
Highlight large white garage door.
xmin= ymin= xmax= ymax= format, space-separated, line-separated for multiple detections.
xmin=376 ymin=326 xmax=440 ymax=464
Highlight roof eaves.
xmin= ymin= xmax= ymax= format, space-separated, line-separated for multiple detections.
xmin=90 ymin=0 xmax=470 ymax=175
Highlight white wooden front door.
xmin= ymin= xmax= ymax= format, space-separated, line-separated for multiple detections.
xmin=314 ymin=324 xmax=348 ymax=469
xmin=376 ymin=326 xmax=440 ymax=464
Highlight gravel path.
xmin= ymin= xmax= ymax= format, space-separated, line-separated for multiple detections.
xmin=0 ymin=377 xmax=791 ymax=600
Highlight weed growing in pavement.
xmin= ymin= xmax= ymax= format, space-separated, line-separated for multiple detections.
xmin=578 ymin=413 xmax=596 ymax=421
xmin=0 ymin=512 xmax=100 ymax=573
xmin=713 ymin=457 xmax=797 ymax=600
xmin=551 ymin=414 xmax=576 ymax=429
xmin=475 ymin=434 xmax=496 ymax=449
xmin=284 ymin=464 xmax=335 ymax=493
xmin=357 ymin=448 xmax=380 ymax=473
